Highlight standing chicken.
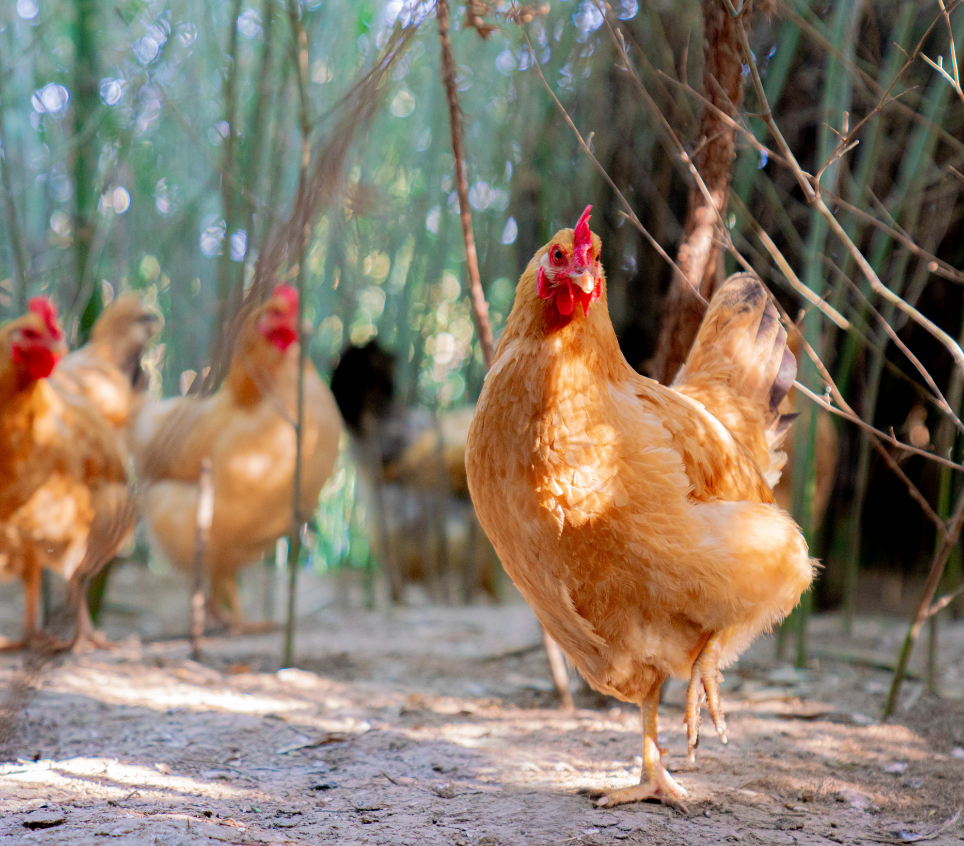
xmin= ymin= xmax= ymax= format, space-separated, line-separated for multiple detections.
xmin=465 ymin=207 xmax=813 ymax=805
xmin=51 ymin=293 xmax=162 ymax=622
xmin=0 ymin=298 xmax=135 ymax=649
xmin=132 ymin=285 xmax=342 ymax=631
xmin=52 ymin=293 xmax=162 ymax=439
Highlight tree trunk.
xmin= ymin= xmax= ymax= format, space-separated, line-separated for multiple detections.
xmin=651 ymin=0 xmax=745 ymax=384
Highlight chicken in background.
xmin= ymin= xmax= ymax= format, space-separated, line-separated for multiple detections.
xmin=330 ymin=342 xmax=498 ymax=603
xmin=331 ymin=342 xmax=575 ymax=708
xmin=465 ymin=207 xmax=813 ymax=805
xmin=132 ymin=285 xmax=342 ymax=632
xmin=0 ymin=298 xmax=135 ymax=650
xmin=49 ymin=293 xmax=163 ymax=623
xmin=52 ymin=293 xmax=163 ymax=441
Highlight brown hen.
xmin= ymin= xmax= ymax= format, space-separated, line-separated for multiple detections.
xmin=0 ymin=298 xmax=134 ymax=650
xmin=132 ymin=285 xmax=342 ymax=631
xmin=465 ymin=207 xmax=813 ymax=804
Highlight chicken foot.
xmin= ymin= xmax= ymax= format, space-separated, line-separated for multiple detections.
xmin=685 ymin=631 xmax=728 ymax=762
xmin=596 ymin=684 xmax=687 ymax=807
xmin=209 ymin=574 xmax=276 ymax=635
xmin=70 ymin=584 xmax=114 ymax=652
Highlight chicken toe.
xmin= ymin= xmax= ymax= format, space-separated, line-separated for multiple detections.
xmin=686 ymin=632 xmax=728 ymax=761
xmin=597 ymin=687 xmax=687 ymax=808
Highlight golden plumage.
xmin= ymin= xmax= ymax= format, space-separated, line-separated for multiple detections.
xmin=0 ymin=302 xmax=134 ymax=649
xmin=465 ymin=213 xmax=813 ymax=804
xmin=132 ymin=287 xmax=342 ymax=630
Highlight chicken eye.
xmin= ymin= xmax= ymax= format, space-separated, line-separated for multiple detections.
xmin=550 ymin=246 xmax=565 ymax=265
xmin=21 ymin=328 xmax=40 ymax=341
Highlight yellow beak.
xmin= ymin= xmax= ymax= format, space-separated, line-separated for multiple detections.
xmin=570 ymin=269 xmax=595 ymax=294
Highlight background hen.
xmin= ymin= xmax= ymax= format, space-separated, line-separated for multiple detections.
xmin=132 ymin=285 xmax=342 ymax=631
xmin=0 ymin=298 xmax=135 ymax=650
xmin=465 ymin=207 xmax=813 ymax=805
xmin=52 ymin=294 xmax=162 ymax=440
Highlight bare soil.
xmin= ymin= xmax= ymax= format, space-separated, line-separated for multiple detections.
xmin=1 ymin=564 xmax=964 ymax=845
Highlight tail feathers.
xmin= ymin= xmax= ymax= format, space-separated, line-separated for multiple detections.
xmin=672 ymin=273 xmax=798 ymax=483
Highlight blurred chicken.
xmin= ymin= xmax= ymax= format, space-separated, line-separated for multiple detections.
xmin=330 ymin=343 xmax=495 ymax=600
xmin=0 ymin=298 xmax=135 ymax=649
xmin=50 ymin=293 xmax=162 ymax=621
xmin=52 ymin=293 xmax=162 ymax=439
xmin=384 ymin=407 xmax=475 ymax=495
xmin=132 ymin=285 xmax=342 ymax=631
xmin=465 ymin=207 xmax=813 ymax=804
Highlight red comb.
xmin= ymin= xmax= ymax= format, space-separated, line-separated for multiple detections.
xmin=28 ymin=296 xmax=63 ymax=339
xmin=573 ymin=205 xmax=593 ymax=267
xmin=272 ymin=284 xmax=298 ymax=309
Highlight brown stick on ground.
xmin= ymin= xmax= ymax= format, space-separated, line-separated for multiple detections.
xmin=652 ymin=0 xmax=746 ymax=384
xmin=436 ymin=0 xmax=571 ymax=708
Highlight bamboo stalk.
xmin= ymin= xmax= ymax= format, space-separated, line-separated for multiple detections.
xmin=72 ymin=0 xmax=101 ymax=340
xmin=282 ymin=0 xmax=311 ymax=668
xmin=0 ymin=44 xmax=29 ymax=313
xmin=239 ymin=0 xmax=277 ymax=275
xmin=214 ymin=0 xmax=245 ymax=351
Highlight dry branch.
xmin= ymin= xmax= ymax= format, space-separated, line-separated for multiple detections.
xmin=437 ymin=0 xmax=493 ymax=369
xmin=884 ymin=488 xmax=964 ymax=719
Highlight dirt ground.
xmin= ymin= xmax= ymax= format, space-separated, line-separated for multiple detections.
xmin=1 ymin=564 xmax=964 ymax=845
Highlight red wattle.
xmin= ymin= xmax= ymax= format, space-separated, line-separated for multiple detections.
xmin=537 ymin=267 xmax=551 ymax=300
xmin=13 ymin=345 xmax=58 ymax=380
xmin=556 ymin=283 xmax=574 ymax=316
xmin=267 ymin=325 xmax=297 ymax=352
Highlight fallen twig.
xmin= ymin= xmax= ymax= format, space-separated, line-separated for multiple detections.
xmin=868 ymin=809 xmax=962 ymax=844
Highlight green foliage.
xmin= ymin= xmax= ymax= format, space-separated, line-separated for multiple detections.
xmin=1 ymin=0 xmax=963 ymax=591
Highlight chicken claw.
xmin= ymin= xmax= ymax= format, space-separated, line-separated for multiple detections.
xmin=597 ymin=688 xmax=688 ymax=808
xmin=685 ymin=632 xmax=728 ymax=762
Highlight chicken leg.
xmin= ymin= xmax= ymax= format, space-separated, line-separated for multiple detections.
xmin=596 ymin=683 xmax=687 ymax=807
xmin=70 ymin=580 xmax=114 ymax=652
xmin=685 ymin=631 xmax=728 ymax=761
xmin=209 ymin=573 xmax=275 ymax=635
xmin=0 ymin=555 xmax=41 ymax=652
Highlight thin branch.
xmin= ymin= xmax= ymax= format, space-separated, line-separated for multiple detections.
xmin=794 ymin=383 xmax=964 ymax=476
xmin=0 ymin=46 xmax=28 ymax=313
xmin=653 ymin=62 xmax=964 ymax=288
xmin=520 ymin=28 xmax=683 ymax=281
xmin=779 ymin=0 xmax=964 ymax=156
xmin=884 ymin=486 xmax=964 ymax=718
xmin=754 ymin=228 xmax=850 ymax=330
xmin=437 ymin=0 xmax=493 ymax=368
xmin=928 ymin=582 xmax=964 ymax=617
xmin=781 ymin=327 xmax=952 ymax=537
xmin=921 ymin=0 xmax=964 ymax=106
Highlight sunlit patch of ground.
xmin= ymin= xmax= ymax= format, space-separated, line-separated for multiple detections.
xmin=1 ymin=572 xmax=964 ymax=845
